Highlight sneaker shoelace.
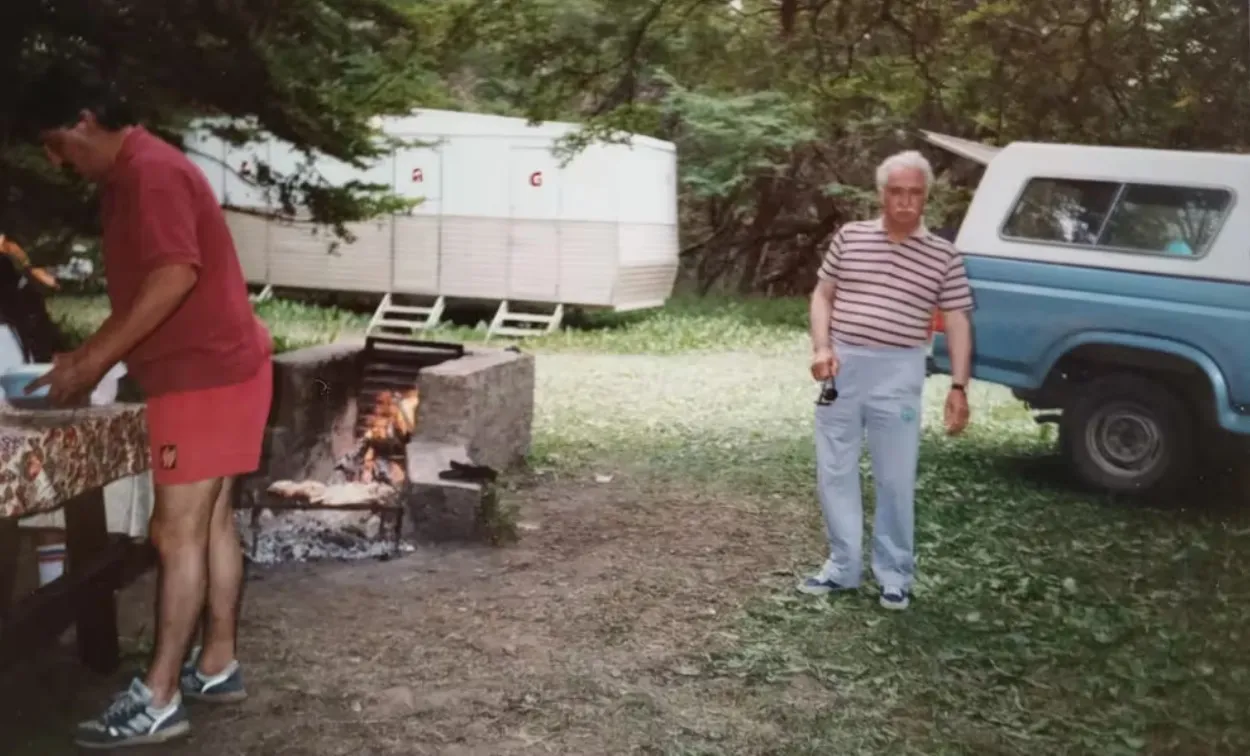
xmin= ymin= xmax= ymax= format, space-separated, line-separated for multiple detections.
xmin=102 ymin=689 xmax=146 ymax=725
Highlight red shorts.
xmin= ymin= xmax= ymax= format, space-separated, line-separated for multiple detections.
xmin=146 ymin=360 xmax=273 ymax=486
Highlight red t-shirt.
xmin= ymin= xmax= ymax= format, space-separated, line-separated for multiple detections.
xmin=100 ymin=127 xmax=271 ymax=397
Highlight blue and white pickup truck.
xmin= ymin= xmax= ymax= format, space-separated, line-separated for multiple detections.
xmin=923 ymin=132 xmax=1250 ymax=495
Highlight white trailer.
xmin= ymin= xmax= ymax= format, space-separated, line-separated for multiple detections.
xmin=185 ymin=109 xmax=681 ymax=337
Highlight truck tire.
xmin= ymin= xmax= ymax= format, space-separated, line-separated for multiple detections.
xmin=1060 ymin=373 xmax=1195 ymax=496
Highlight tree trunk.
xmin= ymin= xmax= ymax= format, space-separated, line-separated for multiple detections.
xmin=735 ymin=180 xmax=785 ymax=295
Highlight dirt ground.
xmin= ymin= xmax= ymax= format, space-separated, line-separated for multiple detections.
xmin=0 ymin=471 xmax=815 ymax=756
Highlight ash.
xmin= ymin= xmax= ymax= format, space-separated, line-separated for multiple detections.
xmin=237 ymin=508 xmax=407 ymax=565
xmin=240 ymin=387 xmax=418 ymax=565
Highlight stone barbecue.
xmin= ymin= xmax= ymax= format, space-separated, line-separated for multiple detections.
xmin=235 ymin=338 xmax=534 ymax=564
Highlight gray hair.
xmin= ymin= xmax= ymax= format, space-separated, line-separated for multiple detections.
xmin=875 ymin=150 xmax=934 ymax=192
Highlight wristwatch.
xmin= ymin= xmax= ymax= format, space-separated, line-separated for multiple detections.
xmin=951 ymin=383 xmax=967 ymax=393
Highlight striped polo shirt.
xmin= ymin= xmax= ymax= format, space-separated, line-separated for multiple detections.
xmin=817 ymin=218 xmax=975 ymax=348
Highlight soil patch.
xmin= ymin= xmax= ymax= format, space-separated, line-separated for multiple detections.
xmin=0 ymin=471 xmax=813 ymax=755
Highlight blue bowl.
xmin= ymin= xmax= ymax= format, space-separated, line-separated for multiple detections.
xmin=1 ymin=364 xmax=53 ymax=404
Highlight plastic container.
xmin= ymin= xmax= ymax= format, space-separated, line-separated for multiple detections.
xmin=0 ymin=325 xmax=24 ymax=375
xmin=0 ymin=364 xmax=52 ymax=406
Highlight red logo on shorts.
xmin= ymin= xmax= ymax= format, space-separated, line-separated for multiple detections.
xmin=160 ymin=445 xmax=178 ymax=470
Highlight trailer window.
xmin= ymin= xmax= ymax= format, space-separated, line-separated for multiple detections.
xmin=1002 ymin=178 xmax=1120 ymax=245
xmin=1003 ymin=178 xmax=1232 ymax=257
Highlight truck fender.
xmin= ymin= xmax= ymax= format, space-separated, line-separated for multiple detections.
xmin=1035 ymin=330 xmax=1239 ymax=421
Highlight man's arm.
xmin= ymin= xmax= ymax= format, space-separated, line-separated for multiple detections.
xmin=810 ymin=279 xmax=836 ymax=352
xmin=942 ymin=308 xmax=972 ymax=385
xmin=937 ymin=252 xmax=976 ymax=385
xmin=77 ymin=265 xmax=199 ymax=375
xmin=811 ymin=228 xmax=844 ymax=353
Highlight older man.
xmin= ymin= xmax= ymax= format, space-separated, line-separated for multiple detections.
xmin=801 ymin=150 xmax=974 ymax=610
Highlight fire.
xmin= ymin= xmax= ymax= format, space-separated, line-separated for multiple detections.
xmin=359 ymin=446 xmax=380 ymax=484
xmin=362 ymin=389 xmax=419 ymax=441
xmin=347 ymin=388 xmax=419 ymax=485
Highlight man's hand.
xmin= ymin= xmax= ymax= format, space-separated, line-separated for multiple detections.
xmin=944 ymin=386 xmax=970 ymax=436
xmin=25 ymin=351 xmax=106 ymax=406
xmin=809 ymin=279 xmax=837 ymax=381
xmin=811 ymin=346 xmax=839 ymax=381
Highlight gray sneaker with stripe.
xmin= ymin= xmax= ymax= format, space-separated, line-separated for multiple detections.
xmin=74 ymin=678 xmax=190 ymax=749
xmin=180 ymin=645 xmax=248 ymax=702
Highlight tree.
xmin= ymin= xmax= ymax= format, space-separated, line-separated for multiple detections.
xmin=474 ymin=0 xmax=1250 ymax=295
xmin=2 ymin=0 xmax=1247 ymax=297
xmin=0 ymin=0 xmax=451 ymax=261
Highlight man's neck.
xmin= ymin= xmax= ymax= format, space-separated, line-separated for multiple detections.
xmin=98 ymin=126 xmax=137 ymax=174
xmin=883 ymin=217 xmax=920 ymax=243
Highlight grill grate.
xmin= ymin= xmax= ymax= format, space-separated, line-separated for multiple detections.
xmin=354 ymin=336 xmax=465 ymax=443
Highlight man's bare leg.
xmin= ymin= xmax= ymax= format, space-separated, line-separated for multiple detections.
xmin=197 ymin=476 xmax=244 ymax=676
xmin=144 ymin=478 xmax=222 ymax=707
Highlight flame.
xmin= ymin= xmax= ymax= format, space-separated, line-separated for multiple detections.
xmin=336 ymin=388 xmax=419 ymax=485
xmin=362 ymin=389 xmax=419 ymax=442
xmin=388 ymin=460 xmax=406 ymax=485
xmin=398 ymin=390 xmax=419 ymax=434
xmin=359 ymin=446 xmax=377 ymax=483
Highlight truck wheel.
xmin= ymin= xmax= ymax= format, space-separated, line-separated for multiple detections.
xmin=1061 ymin=373 xmax=1195 ymax=495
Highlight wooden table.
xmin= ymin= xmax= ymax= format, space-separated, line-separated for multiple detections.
xmin=0 ymin=403 xmax=151 ymax=673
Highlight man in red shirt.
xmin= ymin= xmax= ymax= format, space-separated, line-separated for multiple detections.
xmin=29 ymin=78 xmax=271 ymax=748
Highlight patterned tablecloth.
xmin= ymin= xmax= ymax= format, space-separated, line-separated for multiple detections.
xmin=0 ymin=402 xmax=149 ymax=520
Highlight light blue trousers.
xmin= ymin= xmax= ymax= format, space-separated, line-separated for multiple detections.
xmin=814 ymin=342 xmax=927 ymax=590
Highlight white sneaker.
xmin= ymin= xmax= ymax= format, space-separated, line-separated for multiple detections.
xmin=797 ymin=563 xmax=856 ymax=595
xmin=879 ymin=586 xmax=910 ymax=610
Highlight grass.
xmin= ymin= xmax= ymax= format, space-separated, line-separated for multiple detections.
xmin=709 ymin=424 xmax=1250 ymax=755
xmin=525 ymin=346 xmax=1250 ymax=753
xmin=44 ymin=291 xmax=1250 ymax=754
xmin=46 ymin=292 xmax=809 ymax=355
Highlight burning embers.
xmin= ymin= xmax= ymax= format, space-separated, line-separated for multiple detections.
xmin=364 ymin=389 xmax=419 ymax=441
xmin=332 ymin=388 xmax=420 ymax=486
xmin=255 ymin=387 xmax=420 ymax=562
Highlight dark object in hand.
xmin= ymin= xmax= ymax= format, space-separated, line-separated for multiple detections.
xmin=816 ymin=378 xmax=838 ymax=406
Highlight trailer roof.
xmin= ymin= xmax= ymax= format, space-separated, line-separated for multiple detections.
xmin=381 ymin=109 xmax=675 ymax=151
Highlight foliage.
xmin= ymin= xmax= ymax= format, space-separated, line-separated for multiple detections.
xmin=477 ymin=480 xmax=520 ymax=547
xmin=8 ymin=0 xmax=1250 ymax=291
xmin=429 ymin=0 xmax=1250 ymax=295
xmin=662 ymin=80 xmax=816 ymax=203
xmin=0 ymin=0 xmax=450 ymax=260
